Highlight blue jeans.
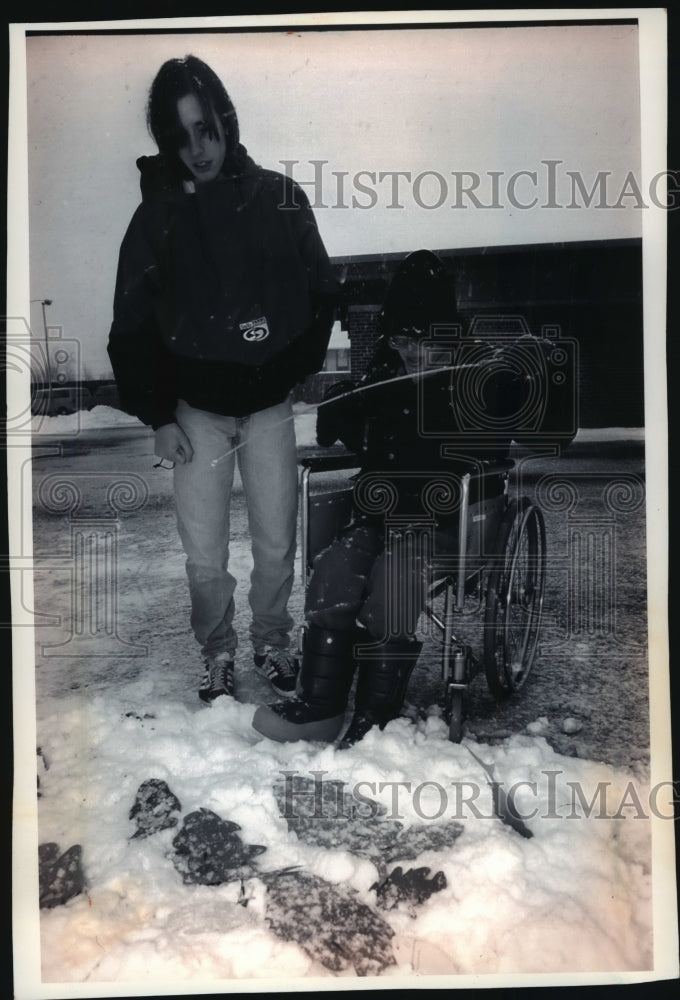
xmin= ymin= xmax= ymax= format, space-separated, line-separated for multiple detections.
xmin=173 ymin=397 xmax=298 ymax=659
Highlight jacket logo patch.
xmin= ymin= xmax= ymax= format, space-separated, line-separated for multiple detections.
xmin=240 ymin=316 xmax=270 ymax=342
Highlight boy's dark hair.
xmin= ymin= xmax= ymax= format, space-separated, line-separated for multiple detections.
xmin=146 ymin=55 xmax=245 ymax=174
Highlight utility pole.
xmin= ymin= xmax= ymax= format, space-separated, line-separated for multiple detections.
xmin=30 ymin=297 xmax=53 ymax=411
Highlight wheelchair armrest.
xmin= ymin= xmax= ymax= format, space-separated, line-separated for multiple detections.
xmin=470 ymin=458 xmax=515 ymax=478
xmin=439 ymin=448 xmax=515 ymax=481
xmin=298 ymin=451 xmax=361 ymax=473
xmin=298 ymin=450 xmax=359 ymax=582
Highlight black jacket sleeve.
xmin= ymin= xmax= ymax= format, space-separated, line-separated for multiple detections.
xmin=316 ymin=379 xmax=366 ymax=451
xmin=107 ymin=207 xmax=178 ymax=429
xmin=278 ymin=177 xmax=338 ymax=380
xmin=315 ymin=340 xmax=404 ymax=452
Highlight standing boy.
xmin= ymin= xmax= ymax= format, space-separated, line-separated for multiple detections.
xmin=108 ymin=55 xmax=337 ymax=702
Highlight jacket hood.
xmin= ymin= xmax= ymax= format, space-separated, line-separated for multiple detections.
xmin=136 ymin=145 xmax=258 ymax=200
xmin=380 ymin=248 xmax=460 ymax=338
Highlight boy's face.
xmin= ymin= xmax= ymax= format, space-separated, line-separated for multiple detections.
xmin=176 ymin=93 xmax=227 ymax=184
xmin=389 ymin=333 xmax=440 ymax=376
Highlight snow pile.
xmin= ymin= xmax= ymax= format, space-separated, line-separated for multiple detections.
xmin=35 ymin=680 xmax=653 ymax=984
xmin=30 ymin=405 xmax=140 ymax=433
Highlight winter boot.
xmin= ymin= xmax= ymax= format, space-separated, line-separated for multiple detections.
xmin=339 ymin=637 xmax=423 ymax=748
xmin=252 ymin=626 xmax=358 ymax=743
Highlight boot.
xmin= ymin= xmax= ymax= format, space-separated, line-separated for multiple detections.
xmin=339 ymin=637 xmax=423 ymax=748
xmin=252 ymin=625 xmax=358 ymax=743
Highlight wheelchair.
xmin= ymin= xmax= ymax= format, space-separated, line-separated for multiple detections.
xmin=299 ymin=450 xmax=547 ymax=743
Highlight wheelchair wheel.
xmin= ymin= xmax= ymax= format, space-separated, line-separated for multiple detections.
xmin=484 ymin=498 xmax=546 ymax=698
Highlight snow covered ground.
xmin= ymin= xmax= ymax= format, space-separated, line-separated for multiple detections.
xmin=13 ymin=405 xmax=677 ymax=995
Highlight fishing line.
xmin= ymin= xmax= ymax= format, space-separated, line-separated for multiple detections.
xmin=208 ymin=360 xmax=489 ymax=468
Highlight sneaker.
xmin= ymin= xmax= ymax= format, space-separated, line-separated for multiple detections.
xmin=253 ymin=647 xmax=299 ymax=698
xmin=199 ymin=655 xmax=234 ymax=703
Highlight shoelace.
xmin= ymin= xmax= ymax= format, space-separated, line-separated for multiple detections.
xmin=267 ymin=649 xmax=297 ymax=678
xmin=211 ymin=659 xmax=233 ymax=693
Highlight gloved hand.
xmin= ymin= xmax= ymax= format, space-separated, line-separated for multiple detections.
xmin=316 ymin=380 xmax=360 ymax=447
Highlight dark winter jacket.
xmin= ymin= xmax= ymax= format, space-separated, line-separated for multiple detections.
xmin=318 ymin=337 xmax=518 ymax=460
xmin=316 ymin=337 xmax=518 ymax=523
xmin=108 ymin=151 xmax=337 ymax=427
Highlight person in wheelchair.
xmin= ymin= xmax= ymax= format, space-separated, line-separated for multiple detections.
xmin=253 ymin=249 xmax=521 ymax=746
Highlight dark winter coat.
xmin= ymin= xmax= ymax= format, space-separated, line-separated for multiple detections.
xmin=316 ymin=338 xmax=518 ymax=524
xmin=107 ymin=152 xmax=337 ymax=428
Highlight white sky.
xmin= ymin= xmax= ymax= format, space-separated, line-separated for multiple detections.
xmin=10 ymin=15 xmax=657 ymax=377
